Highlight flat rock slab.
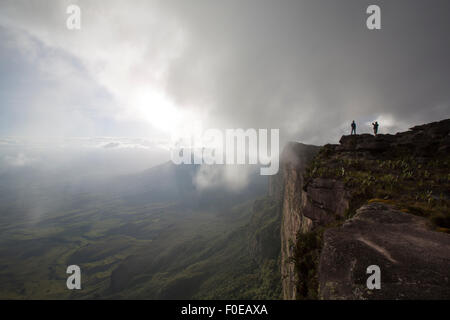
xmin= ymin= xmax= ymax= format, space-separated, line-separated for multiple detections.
xmin=319 ymin=202 xmax=450 ymax=299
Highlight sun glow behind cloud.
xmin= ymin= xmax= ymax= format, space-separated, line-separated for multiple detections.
xmin=0 ymin=0 xmax=195 ymax=139
xmin=126 ymin=88 xmax=184 ymax=133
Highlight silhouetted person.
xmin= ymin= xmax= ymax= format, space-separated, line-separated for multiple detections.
xmin=372 ymin=121 xmax=379 ymax=135
xmin=351 ymin=120 xmax=356 ymax=135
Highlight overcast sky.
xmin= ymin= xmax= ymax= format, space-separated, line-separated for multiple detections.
xmin=0 ymin=0 xmax=449 ymax=148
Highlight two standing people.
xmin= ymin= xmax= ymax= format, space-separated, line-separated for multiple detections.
xmin=350 ymin=120 xmax=379 ymax=135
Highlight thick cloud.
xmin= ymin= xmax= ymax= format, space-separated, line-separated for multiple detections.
xmin=0 ymin=0 xmax=449 ymax=148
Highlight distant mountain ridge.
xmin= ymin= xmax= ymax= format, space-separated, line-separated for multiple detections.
xmin=105 ymin=162 xmax=267 ymax=209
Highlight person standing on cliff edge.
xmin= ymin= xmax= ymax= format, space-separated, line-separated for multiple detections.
xmin=351 ymin=120 xmax=356 ymax=135
xmin=372 ymin=121 xmax=379 ymax=135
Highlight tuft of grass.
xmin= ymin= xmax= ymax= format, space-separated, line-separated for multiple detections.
xmin=368 ymin=198 xmax=398 ymax=205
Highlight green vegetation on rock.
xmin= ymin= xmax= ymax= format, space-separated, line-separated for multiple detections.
xmin=305 ymin=151 xmax=450 ymax=231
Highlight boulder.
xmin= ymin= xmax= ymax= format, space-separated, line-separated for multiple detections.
xmin=319 ymin=202 xmax=450 ymax=299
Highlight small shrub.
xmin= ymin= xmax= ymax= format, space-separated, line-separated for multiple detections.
xmin=294 ymin=229 xmax=323 ymax=300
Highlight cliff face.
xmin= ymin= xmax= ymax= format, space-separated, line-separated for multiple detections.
xmin=274 ymin=143 xmax=320 ymax=299
xmin=276 ymin=119 xmax=450 ymax=300
xmin=277 ymin=143 xmax=352 ymax=299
